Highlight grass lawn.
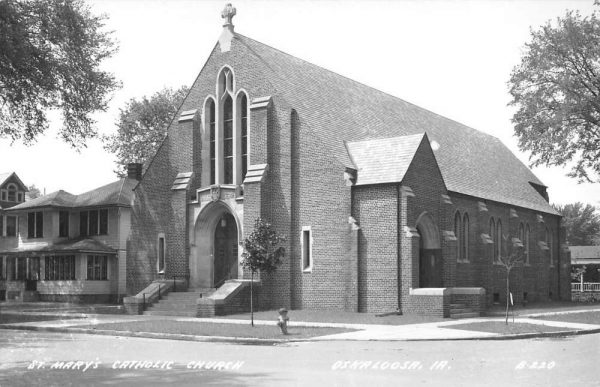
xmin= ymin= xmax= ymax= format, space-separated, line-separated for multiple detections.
xmin=0 ymin=313 xmax=81 ymax=324
xmin=444 ymin=321 xmax=575 ymax=335
xmin=83 ymin=320 xmax=356 ymax=339
xmin=531 ymin=311 xmax=600 ymax=325
xmin=211 ymin=309 xmax=446 ymax=325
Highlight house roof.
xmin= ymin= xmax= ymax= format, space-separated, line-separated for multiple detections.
xmin=570 ymin=246 xmax=600 ymax=263
xmin=7 ymin=178 xmax=137 ymax=211
xmin=234 ymin=34 xmax=558 ymax=215
xmin=346 ymin=133 xmax=426 ymax=186
xmin=3 ymin=238 xmax=116 ymax=255
xmin=0 ymin=172 xmax=28 ymax=191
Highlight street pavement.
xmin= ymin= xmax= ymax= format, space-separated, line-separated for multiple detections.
xmin=0 ymin=329 xmax=599 ymax=386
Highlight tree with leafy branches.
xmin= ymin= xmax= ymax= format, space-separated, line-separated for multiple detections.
xmin=0 ymin=0 xmax=119 ymax=148
xmin=103 ymin=86 xmax=189 ymax=176
xmin=241 ymin=218 xmax=286 ymax=327
xmin=497 ymin=234 xmax=525 ymax=324
xmin=553 ymin=202 xmax=600 ymax=246
xmin=27 ymin=185 xmax=41 ymax=200
xmin=508 ymin=2 xmax=600 ymax=182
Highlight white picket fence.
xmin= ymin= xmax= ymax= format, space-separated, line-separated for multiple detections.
xmin=571 ymin=282 xmax=600 ymax=292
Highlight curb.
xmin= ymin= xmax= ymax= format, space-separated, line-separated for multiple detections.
xmin=2 ymin=323 xmax=600 ymax=343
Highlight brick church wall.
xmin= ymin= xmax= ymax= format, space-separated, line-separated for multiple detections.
xmin=447 ymin=192 xmax=565 ymax=306
xmin=353 ymin=185 xmax=398 ymax=313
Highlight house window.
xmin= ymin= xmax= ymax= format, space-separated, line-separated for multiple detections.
xmin=157 ymin=234 xmax=166 ymax=273
xmin=6 ymin=257 xmax=15 ymax=280
xmin=79 ymin=209 xmax=108 ymax=236
xmin=27 ymin=211 xmax=43 ymax=238
xmin=87 ymin=255 xmax=108 ymax=280
xmin=59 ymin=211 xmax=69 ymax=237
xmin=0 ymin=257 xmax=4 ymax=280
xmin=0 ymin=190 xmax=6 ymax=201
xmin=6 ymin=216 xmax=17 ymax=237
xmin=462 ymin=213 xmax=469 ymax=262
xmin=0 ymin=216 xmax=3 ymax=237
xmin=454 ymin=212 xmax=461 ymax=260
xmin=240 ymin=94 xmax=248 ymax=180
xmin=223 ymin=95 xmax=234 ymax=184
xmin=301 ymin=226 xmax=312 ymax=272
xmin=45 ymin=256 xmax=76 ymax=280
xmin=7 ymin=184 xmax=17 ymax=202
xmin=525 ymin=224 xmax=530 ymax=265
xmin=208 ymin=99 xmax=216 ymax=185
xmin=16 ymin=257 xmax=26 ymax=280
xmin=17 ymin=192 xmax=24 ymax=202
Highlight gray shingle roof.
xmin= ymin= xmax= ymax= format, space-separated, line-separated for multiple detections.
xmin=570 ymin=246 xmax=600 ymax=260
xmin=0 ymin=172 xmax=27 ymax=190
xmin=7 ymin=178 xmax=137 ymax=211
xmin=347 ymin=133 xmax=425 ymax=186
xmin=234 ymin=34 xmax=558 ymax=215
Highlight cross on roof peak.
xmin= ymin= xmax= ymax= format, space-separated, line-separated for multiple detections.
xmin=221 ymin=3 xmax=236 ymax=30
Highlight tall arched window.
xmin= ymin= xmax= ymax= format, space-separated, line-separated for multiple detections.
xmin=496 ymin=219 xmax=503 ymax=262
xmin=489 ymin=218 xmax=496 ymax=262
xmin=207 ymin=99 xmax=216 ymax=185
xmin=462 ymin=213 xmax=469 ymax=262
xmin=223 ymin=95 xmax=233 ymax=184
xmin=525 ymin=224 xmax=530 ymax=265
xmin=240 ymin=94 xmax=248 ymax=180
xmin=454 ymin=212 xmax=461 ymax=260
xmin=546 ymin=227 xmax=553 ymax=267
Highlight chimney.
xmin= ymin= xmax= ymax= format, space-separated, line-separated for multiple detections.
xmin=127 ymin=163 xmax=143 ymax=181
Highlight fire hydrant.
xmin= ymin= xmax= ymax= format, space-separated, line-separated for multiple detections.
xmin=277 ymin=308 xmax=289 ymax=335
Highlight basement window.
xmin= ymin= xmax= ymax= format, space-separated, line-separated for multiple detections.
xmin=301 ymin=226 xmax=312 ymax=272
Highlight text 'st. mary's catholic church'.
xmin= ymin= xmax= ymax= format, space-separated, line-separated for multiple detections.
xmin=125 ymin=4 xmax=569 ymax=316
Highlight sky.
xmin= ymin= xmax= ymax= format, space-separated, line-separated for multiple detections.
xmin=2 ymin=0 xmax=600 ymax=206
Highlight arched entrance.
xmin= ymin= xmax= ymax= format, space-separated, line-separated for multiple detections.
xmin=191 ymin=202 xmax=241 ymax=289
xmin=213 ymin=212 xmax=238 ymax=287
xmin=416 ymin=212 xmax=442 ymax=288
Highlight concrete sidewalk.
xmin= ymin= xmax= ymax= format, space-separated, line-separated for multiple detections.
xmin=2 ymin=308 xmax=600 ymax=342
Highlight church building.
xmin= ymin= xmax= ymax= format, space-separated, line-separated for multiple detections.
xmin=126 ymin=4 xmax=570 ymax=317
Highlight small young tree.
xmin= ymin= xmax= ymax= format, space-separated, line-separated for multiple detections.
xmin=241 ymin=218 xmax=286 ymax=327
xmin=498 ymin=234 xmax=524 ymax=324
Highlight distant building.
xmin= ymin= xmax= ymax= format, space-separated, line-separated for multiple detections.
xmin=570 ymin=246 xmax=600 ymax=283
xmin=0 ymin=165 xmax=141 ymax=303
xmin=124 ymin=5 xmax=570 ymax=317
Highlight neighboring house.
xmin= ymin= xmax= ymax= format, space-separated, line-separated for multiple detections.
xmin=570 ymin=246 xmax=600 ymax=283
xmin=0 ymin=172 xmax=29 ymax=298
xmin=0 ymin=166 xmax=141 ymax=303
xmin=129 ymin=6 xmax=565 ymax=316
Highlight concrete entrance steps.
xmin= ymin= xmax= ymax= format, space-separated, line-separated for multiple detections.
xmin=143 ymin=289 xmax=216 ymax=317
xmin=449 ymin=303 xmax=480 ymax=319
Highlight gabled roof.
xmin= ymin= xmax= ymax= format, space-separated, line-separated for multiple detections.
xmin=233 ymin=34 xmax=558 ymax=215
xmin=7 ymin=178 xmax=137 ymax=211
xmin=347 ymin=133 xmax=426 ymax=186
xmin=0 ymin=172 xmax=28 ymax=191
